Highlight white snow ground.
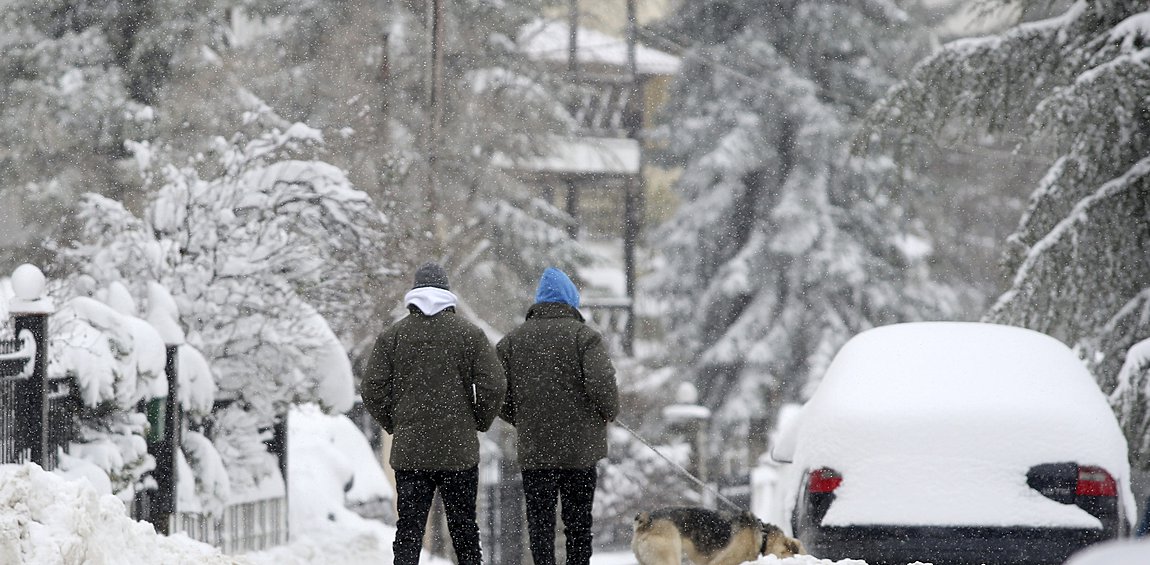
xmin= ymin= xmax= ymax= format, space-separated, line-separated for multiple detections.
xmin=0 ymin=403 xmax=449 ymax=565
xmin=0 ymin=432 xmax=871 ymax=565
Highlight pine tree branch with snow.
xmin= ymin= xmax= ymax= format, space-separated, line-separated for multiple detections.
xmin=649 ymin=0 xmax=956 ymax=421
xmin=871 ymin=0 xmax=1150 ymax=464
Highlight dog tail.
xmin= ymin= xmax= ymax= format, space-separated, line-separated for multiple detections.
xmin=633 ymin=511 xmax=653 ymax=532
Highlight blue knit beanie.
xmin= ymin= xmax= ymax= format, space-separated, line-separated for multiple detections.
xmin=534 ymin=267 xmax=580 ymax=309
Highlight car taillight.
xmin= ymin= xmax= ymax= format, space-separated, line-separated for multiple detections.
xmin=1076 ymin=466 xmax=1117 ymax=497
xmin=808 ymin=467 xmax=842 ymax=493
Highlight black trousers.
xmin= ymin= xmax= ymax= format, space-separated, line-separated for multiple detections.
xmin=394 ymin=467 xmax=481 ymax=565
xmin=521 ymin=467 xmax=598 ymax=565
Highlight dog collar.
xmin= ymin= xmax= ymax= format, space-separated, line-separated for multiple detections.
xmin=760 ymin=534 xmax=768 ymax=555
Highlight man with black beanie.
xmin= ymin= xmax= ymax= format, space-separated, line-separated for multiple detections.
xmin=361 ymin=262 xmax=505 ymax=565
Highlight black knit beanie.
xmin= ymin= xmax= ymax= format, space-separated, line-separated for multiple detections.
xmin=412 ymin=262 xmax=450 ymax=290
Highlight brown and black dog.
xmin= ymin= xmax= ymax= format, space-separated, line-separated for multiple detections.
xmin=632 ymin=507 xmax=805 ymax=565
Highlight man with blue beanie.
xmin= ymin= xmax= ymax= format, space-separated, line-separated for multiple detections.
xmin=497 ymin=267 xmax=619 ymax=565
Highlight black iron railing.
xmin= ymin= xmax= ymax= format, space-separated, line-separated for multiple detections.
xmin=0 ymin=322 xmax=74 ymax=471
xmin=0 ymin=367 xmax=23 ymax=464
xmin=43 ymin=371 xmax=76 ymax=471
xmin=173 ymin=497 xmax=288 ymax=554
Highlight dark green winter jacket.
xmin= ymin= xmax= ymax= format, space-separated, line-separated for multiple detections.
xmin=497 ymin=302 xmax=619 ymax=469
xmin=361 ymin=307 xmax=506 ymax=470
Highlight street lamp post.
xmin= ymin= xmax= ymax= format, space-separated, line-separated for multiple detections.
xmin=9 ymin=264 xmax=54 ymax=468
xmin=662 ymin=382 xmax=712 ymax=499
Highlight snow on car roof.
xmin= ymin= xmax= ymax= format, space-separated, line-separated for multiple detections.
xmin=794 ymin=322 xmax=1134 ymax=528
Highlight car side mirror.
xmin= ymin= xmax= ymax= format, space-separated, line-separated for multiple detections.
xmin=768 ymin=404 xmax=802 ymax=464
xmin=769 ymin=442 xmax=795 ymax=464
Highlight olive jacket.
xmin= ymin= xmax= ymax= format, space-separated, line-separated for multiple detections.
xmin=361 ymin=306 xmax=506 ymax=470
xmin=497 ymin=302 xmax=619 ymax=469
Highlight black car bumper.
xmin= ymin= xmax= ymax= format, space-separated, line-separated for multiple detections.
xmin=803 ymin=525 xmax=1111 ymax=565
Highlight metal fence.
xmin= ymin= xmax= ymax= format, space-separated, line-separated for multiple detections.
xmin=173 ymin=497 xmax=288 ymax=554
xmin=41 ymin=371 xmax=76 ymax=471
xmin=0 ymin=337 xmax=27 ymax=464
xmin=0 ymin=314 xmax=75 ymax=471
xmin=128 ymin=352 xmax=290 ymax=554
xmin=158 ymin=413 xmax=289 ymax=553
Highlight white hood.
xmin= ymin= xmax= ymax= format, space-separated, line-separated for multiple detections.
xmin=404 ymin=287 xmax=458 ymax=316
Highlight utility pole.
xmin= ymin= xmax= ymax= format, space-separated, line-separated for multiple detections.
xmin=425 ymin=0 xmax=446 ymax=245
xmin=423 ymin=1 xmax=450 ymax=554
xmin=378 ymin=33 xmax=390 ymax=140
xmin=566 ymin=0 xmax=581 ymax=241
xmin=567 ymin=0 xmax=579 ymax=80
xmin=622 ymin=0 xmax=643 ymax=356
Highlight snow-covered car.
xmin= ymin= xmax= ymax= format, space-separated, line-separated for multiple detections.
xmin=771 ymin=322 xmax=1136 ymax=565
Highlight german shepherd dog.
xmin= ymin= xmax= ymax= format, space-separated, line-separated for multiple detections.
xmin=632 ymin=507 xmax=804 ymax=565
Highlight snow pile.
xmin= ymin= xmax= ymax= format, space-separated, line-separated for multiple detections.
xmin=242 ymin=403 xmax=413 ymax=565
xmin=286 ymin=403 xmax=393 ymax=532
xmin=0 ymin=463 xmax=233 ymax=565
xmin=754 ymin=556 xmax=868 ymax=565
xmin=591 ymin=551 xmax=873 ymax=565
xmin=243 ymin=516 xmax=400 ymax=565
xmin=1064 ymin=537 xmax=1150 ymax=565
xmin=792 ymin=322 xmax=1135 ymax=528
xmin=242 ymin=520 xmax=451 ymax=565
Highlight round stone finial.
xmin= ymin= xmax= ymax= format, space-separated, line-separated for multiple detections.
xmin=11 ymin=264 xmax=46 ymax=301
xmin=675 ymin=382 xmax=699 ymax=405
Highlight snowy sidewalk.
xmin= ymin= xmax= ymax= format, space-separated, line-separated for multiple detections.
xmin=1 ymin=461 xmax=865 ymax=565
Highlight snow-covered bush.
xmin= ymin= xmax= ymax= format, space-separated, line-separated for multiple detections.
xmin=40 ymin=278 xmax=221 ymax=506
xmin=59 ymin=104 xmax=393 ymax=502
xmin=50 ymin=291 xmax=167 ymax=500
xmin=178 ymin=430 xmax=231 ymax=517
xmin=288 ymin=403 xmax=395 ymax=532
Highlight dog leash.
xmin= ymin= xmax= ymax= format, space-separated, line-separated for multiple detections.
xmin=613 ymin=420 xmax=745 ymax=513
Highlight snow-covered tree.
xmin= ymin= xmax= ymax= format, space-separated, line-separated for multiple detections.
xmin=1112 ymin=338 xmax=1150 ymax=469
xmin=0 ymin=0 xmax=230 ymax=269
xmin=649 ymin=0 xmax=955 ymax=419
xmin=59 ymin=108 xmax=393 ymax=493
xmin=1 ymin=0 xmax=588 ymax=333
xmin=221 ymin=0 xmax=592 ymax=330
xmin=869 ymin=1 xmax=1150 ymax=462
